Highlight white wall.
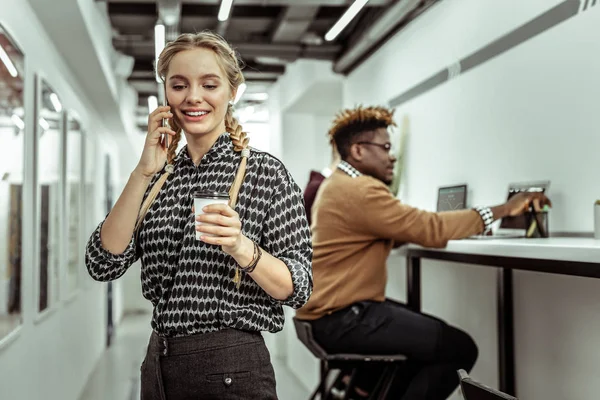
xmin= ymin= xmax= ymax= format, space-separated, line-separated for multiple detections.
xmin=245 ymin=121 xmax=272 ymax=153
xmin=27 ymin=0 xmax=142 ymax=161
xmin=267 ymin=82 xmax=284 ymax=160
xmin=344 ymin=1 xmax=600 ymax=399
xmin=0 ymin=1 xmax=127 ymax=399
xmin=269 ymin=60 xmax=343 ymax=188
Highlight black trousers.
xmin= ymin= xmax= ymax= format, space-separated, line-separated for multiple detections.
xmin=310 ymin=299 xmax=478 ymax=400
xmin=141 ymin=329 xmax=278 ymax=400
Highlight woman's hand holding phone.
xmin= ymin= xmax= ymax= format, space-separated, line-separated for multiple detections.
xmin=135 ymin=105 xmax=176 ymax=178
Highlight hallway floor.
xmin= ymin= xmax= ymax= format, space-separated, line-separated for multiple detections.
xmin=78 ymin=313 xmax=310 ymax=400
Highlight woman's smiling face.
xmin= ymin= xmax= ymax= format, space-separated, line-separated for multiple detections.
xmin=165 ymin=48 xmax=235 ymax=138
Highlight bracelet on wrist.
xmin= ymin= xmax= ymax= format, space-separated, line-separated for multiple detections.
xmin=241 ymin=241 xmax=262 ymax=273
xmin=233 ymin=241 xmax=262 ymax=288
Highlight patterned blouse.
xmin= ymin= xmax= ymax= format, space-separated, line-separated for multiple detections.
xmin=85 ymin=133 xmax=313 ymax=337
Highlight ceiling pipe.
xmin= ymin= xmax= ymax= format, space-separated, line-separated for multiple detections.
xmin=217 ymin=19 xmax=230 ymax=37
xmin=216 ymin=0 xmax=234 ymax=36
xmin=157 ymin=0 xmax=182 ymax=41
xmin=333 ymin=0 xmax=424 ymax=74
xmin=271 ymin=6 xmax=320 ymax=43
xmin=97 ymin=0 xmax=390 ymax=5
xmin=113 ymin=39 xmax=341 ymax=61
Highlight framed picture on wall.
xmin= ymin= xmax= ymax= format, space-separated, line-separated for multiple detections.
xmin=65 ymin=111 xmax=83 ymax=296
xmin=104 ymin=153 xmax=115 ymax=346
xmin=35 ymin=75 xmax=64 ymax=317
xmin=81 ymin=129 xmax=95 ymax=289
xmin=0 ymin=23 xmax=25 ymax=341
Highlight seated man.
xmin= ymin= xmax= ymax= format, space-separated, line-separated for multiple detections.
xmin=296 ymin=106 xmax=551 ymax=400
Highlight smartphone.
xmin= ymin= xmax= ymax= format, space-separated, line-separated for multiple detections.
xmin=162 ymin=100 xmax=169 ymax=149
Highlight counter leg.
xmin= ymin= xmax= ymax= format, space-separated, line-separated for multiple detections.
xmin=498 ymin=267 xmax=516 ymax=395
xmin=406 ymin=256 xmax=421 ymax=312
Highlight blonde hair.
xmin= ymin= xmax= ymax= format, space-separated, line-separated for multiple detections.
xmin=134 ymin=31 xmax=249 ymax=233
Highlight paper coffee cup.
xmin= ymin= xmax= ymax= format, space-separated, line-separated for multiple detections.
xmin=193 ymin=190 xmax=229 ymax=240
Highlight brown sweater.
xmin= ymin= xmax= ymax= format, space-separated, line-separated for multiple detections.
xmin=295 ymin=170 xmax=484 ymax=320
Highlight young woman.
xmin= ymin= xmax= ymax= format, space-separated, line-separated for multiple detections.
xmin=85 ymin=31 xmax=313 ymax=399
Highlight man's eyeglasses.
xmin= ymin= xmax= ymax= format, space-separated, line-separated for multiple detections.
xmin=356 ymin=141 xmax=392 ymax=153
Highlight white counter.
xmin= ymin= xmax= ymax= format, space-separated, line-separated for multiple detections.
xmin=400 ymin=237 xmax=600 ymax=264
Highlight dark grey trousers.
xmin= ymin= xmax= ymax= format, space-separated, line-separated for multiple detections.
xmin=140 ymin=329 xmax=278 ymax=400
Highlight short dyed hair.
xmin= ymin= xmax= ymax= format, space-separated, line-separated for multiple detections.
xmin=328 ymin=106 xmax=396 ymax=160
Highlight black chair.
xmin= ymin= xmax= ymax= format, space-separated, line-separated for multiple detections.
xmin=458 ymin=370 xmax=518 ymax=400
xmin=293 ymin=317 xmax=407 ymax=400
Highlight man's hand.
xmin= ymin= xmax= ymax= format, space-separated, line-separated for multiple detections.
xmin=504 ymin=192 xmax=552 ymax=217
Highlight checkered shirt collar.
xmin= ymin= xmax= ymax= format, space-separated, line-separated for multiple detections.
xmin=337 ymin=160 xmax=362 ymax=178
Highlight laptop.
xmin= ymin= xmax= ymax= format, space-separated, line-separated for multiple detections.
xmin=437 ymin=184 xmax=468 ymax=212
xmin=469 ymin=180 xmax=550 ymax=239
xmin=458 ymin=369 xmax=518 ymax=400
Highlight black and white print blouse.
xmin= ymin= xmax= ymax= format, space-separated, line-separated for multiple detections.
xmin=86 ymin=133 xmax=313 ymax=337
